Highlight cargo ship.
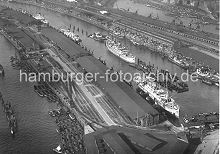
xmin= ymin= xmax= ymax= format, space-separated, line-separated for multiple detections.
xmin=105 ymin=39 xmax=136 ymax=63
xmin=134 ymin=76 xmax=180 ymax=118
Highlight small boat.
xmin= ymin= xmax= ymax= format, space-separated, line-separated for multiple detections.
xmin=21 ymin=10 xmax=27 ymax=14
xmin=10 ymin=56 xmax=16 ymax=62
xmin=53 ymin=145 xmax=62 ymax=154
xmin=111 ymin=31 xmax=124 ymax=39
xmin=34 ymin=85 xmax=48 ymax=97
xmin=88 ymin=32 xmax=107 ymax=42
xmin=48 ymin=110 xmax=57 ymax=117
xmin=0 ymin=64 xmax=4 ymax=75
xmin=35 ymin=90 xmax=44 ymax=97
xmin=196 ymin=67 xmax=210 ymax=78
xmin=215 ymin=82 xmax=219 ymax=87
xmin=9 ymin=117 xmax=16 ymax=135
xmin=183 ymin=117 xmax=189 ymax=123
xmin=10 ymin=127 xmax=14 ymax=135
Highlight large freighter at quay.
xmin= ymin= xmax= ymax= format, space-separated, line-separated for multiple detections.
xmin=134 ymin=76 xmax=180 ymax=118
xmin=105 ymin=38 xmax=136 ymax=63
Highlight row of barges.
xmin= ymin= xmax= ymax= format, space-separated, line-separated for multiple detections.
xmin=0 ymin=92 xmax=17 ymax=135
xmin=34 ymin=83 xmax=59 ymax=103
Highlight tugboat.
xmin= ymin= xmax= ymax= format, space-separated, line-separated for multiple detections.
xmin=88 ymin=32 xmax=107 ymax=42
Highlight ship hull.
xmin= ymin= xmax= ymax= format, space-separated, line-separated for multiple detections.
xmin=106 ymin=40 xmax=135 ymax=63
xmin=138 ymin=83 xmax=180 ymax=118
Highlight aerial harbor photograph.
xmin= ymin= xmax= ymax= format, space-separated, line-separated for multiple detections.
xmin=0 ymin=0 xmax=219 ymax=153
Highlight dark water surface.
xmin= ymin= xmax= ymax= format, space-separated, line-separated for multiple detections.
xmin=0 ymin=35 xmax=59 ymax=154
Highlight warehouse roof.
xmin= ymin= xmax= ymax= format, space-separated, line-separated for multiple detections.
xmin=84 ymin=126 xmax=188 ymax=154
xmin=76 ymin=56 xmax=159 ymax=119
